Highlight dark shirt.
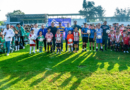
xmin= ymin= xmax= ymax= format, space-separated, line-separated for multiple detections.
xmin=47 ymin=26 xmax=57 ymax=38
xmin=72 ymin=25 xmax=82 ymax=31
xmin=101 ymin=25 xmax=109 ymax=37
xmin=37 ymin=28 xmax=47 ymax=37
xmin=18 ymin=27 xmax=22 ymax=36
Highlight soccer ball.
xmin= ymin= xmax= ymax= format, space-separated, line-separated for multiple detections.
xmin=106 ymin=30 xmax=110 ymax=34
xmin=87 ymin=30 xmax=90 ymax=34
xmin=39 ymin=38 xmax=43 ymax=42
xmin=97 ymin=35 xmax=102 ymax=39
xmin=68 ymin=39 xmax=72 ymax=42
xmin=47 ymin=38 xmax=51 ymax=42
xmin=57 ymin=38 xmax=60 ymax=41
xmin=31 ymin=36 xmax=35 ymax=40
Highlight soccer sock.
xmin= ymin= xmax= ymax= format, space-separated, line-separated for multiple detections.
xmin=30 ymin=47 xmax=32 ymax=53
xmin=71 ymin=47 xmax=73 ymax=51
xmin=68 ymin=48 xmax=70 ymax=51
xmin=39 ymin=47 xmax=41 ymax=52
xmin=15 ymin=46 xmax=17 ymax=50
xmin=96 ymin=47 xmax=98 ymax=50
xmin=33 ymin=46 xmax=35 ymax=52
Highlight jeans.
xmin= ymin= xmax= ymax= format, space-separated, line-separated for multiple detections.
xmin=5 ymin=41 xmax=10 ymax=54
xmin=20 ymin=36 xmax=24 ymax=47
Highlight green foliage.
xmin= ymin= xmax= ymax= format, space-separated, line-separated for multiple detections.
xmin=7 ymin=10 xmax=25 ymax=16
xmin=0 ymin=21 xmax=4 ymax=26
xmin=79 ymin=0 xmax=105 ymax=22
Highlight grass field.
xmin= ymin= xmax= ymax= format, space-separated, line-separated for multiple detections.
xmin=0 ymin=41 xmax=130 ymax=90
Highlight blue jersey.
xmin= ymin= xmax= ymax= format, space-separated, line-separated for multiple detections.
xmin=64 ymin=27 xmax=73 ymax=38
xmin=82 ymin=28 xmax=89 ymax=37
xmin=89 ymin=29 xmax=96 ymax=38
xmin=96 ymin=28 xmax=103 ymax=39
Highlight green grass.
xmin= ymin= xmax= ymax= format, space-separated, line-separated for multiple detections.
xmin=0 ymin=41 xmax=130 ymax=90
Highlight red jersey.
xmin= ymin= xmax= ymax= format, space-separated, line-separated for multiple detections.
xmin=55 ymin=33 xmax=62 ymax=43
xmin=109 ymin=34 xmax=115 ymax=41
xmin=123 ymin=37 xmax=129 ymax=45
xmin=73 ymin=32 xmax=79 ymax=41
xmin=114 ymin=35 xmax=120 ymax=43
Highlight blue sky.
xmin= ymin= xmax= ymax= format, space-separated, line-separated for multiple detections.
xmin=0 ymin=0 xmax=130 ymax=20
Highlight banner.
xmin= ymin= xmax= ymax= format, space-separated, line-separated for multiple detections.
xmin=48 ymin=18 xmax=71 ymax=27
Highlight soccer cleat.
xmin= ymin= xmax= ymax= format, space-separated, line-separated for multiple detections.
xmin=7 ymin=54 xmax=9 ymax=56
xmin=124 ymin=51 xmax=125 ymax=53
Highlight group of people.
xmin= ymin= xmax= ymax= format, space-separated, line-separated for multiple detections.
xmin=0 ymin=21 xmax=130 ymax=56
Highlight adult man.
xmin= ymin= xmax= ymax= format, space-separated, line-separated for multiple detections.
xmin=101 ymin=21 xmax=109 ymax=51
xmin=81 ymin=23 xmax=89 ymax=52
xmin=3 ymin=24 xmax=14 ymax=56
xmin=72 ymin=21 xmax=82 ymax=50
xmin=56 ymin=22 xmax=65 ymax=51
xmin=47 ymin=22 xmax=57 ymax=51
xmin=37 ymin=25 xmax=47 ymax=51
xmin=64 ymin=23 xmax=73 ymax=51
xmin=16 ymin=24 xmax=25 ymax=49
xmin=33 ymin=23 xmax=40 ymax=52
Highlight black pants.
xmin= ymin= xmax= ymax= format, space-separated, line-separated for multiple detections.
xmin=103 ymin=36 xmax=108 ymax=50
xmin=44 ymin=39 xmax=47 ymax=51
xmin=65 ymin=38 xmax=68 ymax=51
xmin=36 ymin=38 xmax=39 ymax=49
xmin=52 ymin=38 xmax=55 ymax=51
xmin=124 ymin=44 xmax=128 ymax=51
xmin=20 ymin=36 xmax=24 ymax=47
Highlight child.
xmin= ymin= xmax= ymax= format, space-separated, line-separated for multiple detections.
xmin=96 ymin=24 xmax=103 ymax=51
xmin=67 ymin=30 xmax=74 ymax=52
xmin=89 ymin=25 xmax=96 ymax=51
xmin=109 ymin=30 xmax=115 ymax=51
xmin=29 ymin=29 xmax=37 ymax=54
xmin=55 ymin=30 xmax=62 ymax=54
xmin=14 ymin=30 xmax=20 ymax=51
xmin=114 ymin=31 xmax=121 ymax=52
xmin=0 ymin=35 xmax=6 ymax=52
xmin=123 ymin=34 xmax=130 ymax=53
xmin=38 ymin=31 xmax=44 ymax=53
xmin=73 ymin=27 xmax=79 ymax=52
xmin=121 ymin=30 xmax=127 ymax=51
xmin=45 ymin=28 xmax=53 ymax=53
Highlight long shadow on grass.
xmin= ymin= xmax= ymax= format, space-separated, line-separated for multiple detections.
xmin=0 ymin=49 xmax=130 ymax=89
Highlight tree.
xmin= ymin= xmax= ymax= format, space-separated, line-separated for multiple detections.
xmin=79 ymin=0 xmax=105 ymax=22
xmin=0 ymin=21 xmax=4 ymax=26
xmin=114 ymin=8 xmax=130 ymax=21
xmin=6 ymin=10 xmax=25 ymax=16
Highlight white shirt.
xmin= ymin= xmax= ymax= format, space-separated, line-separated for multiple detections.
xmin=33 ymin=28 xmax=40 ymax=37
xmin=2 ymin=28 xmax=14 ymax=41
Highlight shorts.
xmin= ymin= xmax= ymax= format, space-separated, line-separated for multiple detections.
xmin=115 ymin=43 xmax=120 ymax=47
xmin=74 ymin=41 xmax=79 ymax=44
xmin=56 ymin=43 xmax=61 ymax=47
xmin=39 ymin=42 xmax=44 ymax=47
xmin=89 ymin=38 xmax=95 ymax=42
xmin=47 ymin=42 xmax=52 ymax=45
xmin=96 ymin=39 xmax=102 ymax=43
xmin=15 ymin=41 xmax=19 ymax=46
xmin=110 ymin=41 xmax=115 ymax=45
xmin=68 ymin=43 xmax=73 ymax=46
xmin=82 ymin=37 xmax=88 ymax=43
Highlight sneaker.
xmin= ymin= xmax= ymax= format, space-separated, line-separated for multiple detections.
xmin=82 ymin=50 xmax=84 ymax=52
xmin=7 ymin=53 xmax=9 ymax=56
xmin=23 ymin=47 xmax=25 ymax=49
xmin=127 ymin=51 xmax=129 ymax=53
xmin=124 ymin=51 xmax=125 ymax=53
xmin=37 ymin=49 xmax=39 ymax=52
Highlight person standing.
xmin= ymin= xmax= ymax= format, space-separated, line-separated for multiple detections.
xmin=64 ymin=23 xmax=73 ymax=52
xmin=37 ymin=25 xmax=47 ymax=51
xmin=47 ymin=22 xmax=57 ymax=51
xmin=101 ymin=21 xmax=109 ymax=51
xmin=56 ymin=22 xmax=65 ymax=51
xmin=16 ymin=24 xmax=25 ymax=49
xmin=33 ymin=23 xmax=40 ymax=52
xmin=2 ymin=24 xmax=14 ymax=56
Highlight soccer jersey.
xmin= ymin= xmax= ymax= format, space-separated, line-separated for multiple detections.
xmin=67 ymin=34 xmax=74 ymax=44
xmin=123 ymin=37 xmax=129 ymax=45
xmin=114 ymin=35 xmax=121 ymax=43
xmin=0 ymin=38 xmax=6 ymax=48
xmin=38 ymin=35 xmax=44 ymax=47
xmin=109 ymin=34 xmax=115 ymax=42
xmin=55 ymin=33 xmax=62 ymax=43
xmin=56 ymin=26 xmax=65 ymax=35
xmin=73 ymin=32 xmax=79 ymax=41
xmin=96 ymin=28 xmax=102 ymax=39
xmin=89 ymin=29 xmax=96 ymax=38
xmin=45 ymin=32 xmax=53 ymax=42
xmin=29 ymin=33 xmax=37 ymax=46
xmin=81 ymin=28 xmax=89 ymax=37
